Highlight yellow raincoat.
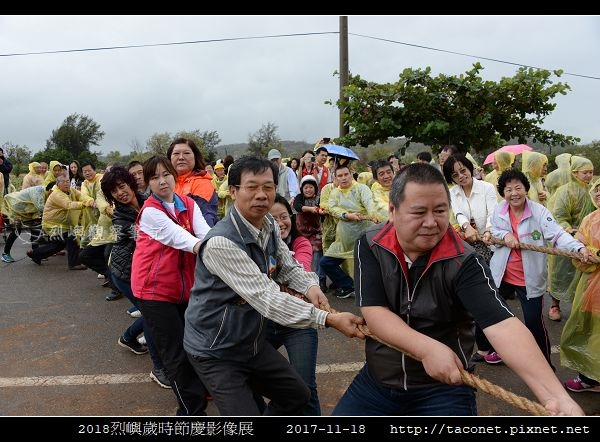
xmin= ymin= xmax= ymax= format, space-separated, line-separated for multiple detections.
xmin=371 ymin=181 xmax=390 ymax=222
xmin=484 ymin=151 xmax=515 ymax=200
xmin=560 ymin=177 xmax=600 ymax=381
xmin=465 ymin=152 xmax=484 ymax=179
xmin=42 ymin=187 xmax=93 ymax=235
xmin=212 ymin=174 xmax=227 ymax=219
xmin=3 ymin=186 xmax=46 ymax=222
xmin=319 ymin=182 xmax=337 ymax=254
xmin=21 ymin=162 xmax=44 ymax=190
xmin=325 ymin=181 xmax=378 ymax=260
xmin=319 ymin=183 xmax=337 ymax=253
xmin=545 ymin=153 xmax=572 ymax=195
xmin=217 ymin=177 xmax=233 ymax=219
xmin=80 ymin=173 xmax=115 ymax=247
xmin=522 ymin=151 xmax=548 ymax=206
xmin=357 ymin=171 xmax=373 ymax=187
xmin=43 ymin=160 xmax=63 ymax=187
xmin=547 ymin=156 xmax=595 ymax=302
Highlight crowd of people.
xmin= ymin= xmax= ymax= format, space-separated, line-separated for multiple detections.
xmin=0 ymin=139 xmax=598 ymax=416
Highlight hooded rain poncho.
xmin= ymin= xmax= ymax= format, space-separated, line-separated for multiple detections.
xmin=560 ymin=177 xmax=600 ymax=382
xmin=522 ymin=151 xmax=548 ymax=206
xmin=547 ymin=155 xmax=595 ymax=301
xmin=545 ymin=153 xmax=572 ymax=195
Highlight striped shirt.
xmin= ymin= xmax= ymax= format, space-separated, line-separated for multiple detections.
xmin=202 ymin=210 xmax=327 ymax=329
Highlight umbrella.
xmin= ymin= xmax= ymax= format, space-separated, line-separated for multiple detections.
xmin=483 ymin=144 xmax=533 ymax=165
xmin=317 ymin=144 xmax=360 ymax=161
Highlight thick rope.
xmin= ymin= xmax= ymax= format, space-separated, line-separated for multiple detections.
xmin=314 ymin=302 xmax=549 ymax=416
xmin=488 ymin=236 xmax=600 ymax=264
xmin=280 ymin=282 xmax=550 ymax=414
xmin=277 ymin=232 xmax=597 ymax=415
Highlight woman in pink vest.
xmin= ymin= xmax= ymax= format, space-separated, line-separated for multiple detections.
xmin=131 ymin=155 xmax=211 ymax=416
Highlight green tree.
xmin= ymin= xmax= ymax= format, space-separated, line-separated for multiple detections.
xmin=105 ymin=150 xmax=129 ymax=166
xmin=175 ymin=130 xmax=217 ymax=162
xmin=564 ymin=141 xmax=600 ymax=174
xmin=32 ymin=147 xmax=99 ymax=167
xmin=197 ymin=130 xmax=221 ymax=162
xmin=46 ymin=113 xmax=105 ymax=159
xmin=247 ymin=122 xmax=282 ymax=156
xmin=2 ymin=142 xmax=32 ymax=176
xmin=333 ymin=64 xmax=579 ymax=153
xmin=32 ymin=148 xmax=73 ymax=165
xmin=146 ymin=132 xmax=172 ymax=156
xmin=143 ymin=130 xmax=221 ymax=162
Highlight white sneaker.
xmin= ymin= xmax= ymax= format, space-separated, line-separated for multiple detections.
xmin=137 ymin=334 xmax=146 ymax=346
xmin=97 ymin=273 xmax=105 ymax=279
xmin=127 ymin=309 xmax=142 ymax=318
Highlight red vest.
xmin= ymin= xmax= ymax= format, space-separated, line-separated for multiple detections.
xmin=302 ymin=165 xmax=330 ymax=193
xmin=317 ymin=166 xmax=330 ymax=192
xmin=131 ymin=194 xmax=197 ymax=304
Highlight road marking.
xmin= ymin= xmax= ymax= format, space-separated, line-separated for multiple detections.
xmin=0 ymin=362 xmax=365 ymax=388
xmin=0 ymin=373 xmax=150 ymax=387
xmin=316 ymin=361 xmax=364 ymax=373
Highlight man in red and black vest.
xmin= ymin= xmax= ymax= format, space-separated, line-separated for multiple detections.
xmin=312 ymin=146 xmax=331 ymax=194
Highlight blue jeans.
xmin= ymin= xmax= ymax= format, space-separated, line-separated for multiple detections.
xmin=266 ymin=321 xmax=320 ymax=415
xmin=319 ymin=256 xmax=353 ymax=289
xmin=311 ymin=250 xmax=326 ymax=280
xmin=333 ymin=364 xmax=477 ymax=416
xmin=111 ymin=274 xmax=163 ymax=371
xmin=500 ymin=282 xmax=553 ymax=366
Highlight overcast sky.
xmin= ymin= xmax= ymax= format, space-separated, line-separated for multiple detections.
xmin=1 ymin=15 xmax=599 ymax=155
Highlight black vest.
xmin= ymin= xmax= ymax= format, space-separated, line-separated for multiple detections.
xmin=183 ymin=207 xmax=279 ymax=362
xmin=364 ymin=223 xmax=475 ymax=389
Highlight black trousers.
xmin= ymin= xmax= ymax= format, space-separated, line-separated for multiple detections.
xmin=79 ymin=244 xmax=110 ymax=277
xmin=137 ymin=299 xmax=208 ymax=416
xmin=31 ymin=230 xmax=80 ymax=268
xmin=3 ymin=224 xmax=42 ymax=254
xmin=187 ymin=342 xmax=310 ymax=416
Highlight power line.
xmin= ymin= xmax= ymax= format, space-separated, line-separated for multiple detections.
xmin=2 ymin=28 xmax=597 ymax=81
xmin=0 ymin=31 xmax=338 ymax=57
xmin=349 ymin=32 xmax=600 ymax=81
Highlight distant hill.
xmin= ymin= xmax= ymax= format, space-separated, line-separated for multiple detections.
xmin=214 ymin=140 xmax=314 ymax=160
xmin=214 ymin=143 xmax=248 ymax=159
xmin=213 ymin=137 xmax=574 ymax=163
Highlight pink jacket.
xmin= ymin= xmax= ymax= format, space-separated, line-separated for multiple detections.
xmin=292 ymin=236 xmax=313 ymax=272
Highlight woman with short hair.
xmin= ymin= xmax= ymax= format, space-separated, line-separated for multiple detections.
xmin=131 ymin=155 xmax=211 ymax=416
xmin=489 ymin=169 xmax=591 ymax=366
xmin=168 ymin=138 xmax=218 ymax=226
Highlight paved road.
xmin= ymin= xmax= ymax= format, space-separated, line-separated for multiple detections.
xmin=1 ymin=238 xmax=598 ymax=416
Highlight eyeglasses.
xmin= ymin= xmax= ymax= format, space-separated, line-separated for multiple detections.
xmin=451 ymin=168 xmax=469 ymax=180
xmin=171 ymin=151 xmax=194 ymax=157
xmin=271 ymin=213 xmax=290 ymax=222
xmin=233 ymin=183 xmax=277 ymax=193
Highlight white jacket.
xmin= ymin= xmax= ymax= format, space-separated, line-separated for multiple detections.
xmin=450 ymin=178 xmax=497 ymax=234
xmin=490 ymin=199 xmax=584 ymax=299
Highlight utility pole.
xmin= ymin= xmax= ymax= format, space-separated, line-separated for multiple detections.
xmin=339 ymin=16 xmax=349 ymax=138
